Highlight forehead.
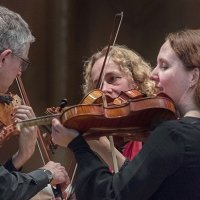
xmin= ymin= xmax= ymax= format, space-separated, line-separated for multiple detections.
xmin=91 ymin=56 xmax=122 ymax=80
xmin=157 ymin=40 xmax=178 ymax=62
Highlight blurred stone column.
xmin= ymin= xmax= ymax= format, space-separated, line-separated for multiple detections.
xmin=46 ymin=0 xmax=72 ymax=105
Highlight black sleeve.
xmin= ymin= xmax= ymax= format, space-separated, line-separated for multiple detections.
xmin=68 ymin=135 xmax=115 ymax=200
xmin=68 ymin=123 xmax=184 ymax=200
xmin=0 ymin=165 xmax=49 ymax=200
xmin=3 ymin=158 xmax=21 ymax=172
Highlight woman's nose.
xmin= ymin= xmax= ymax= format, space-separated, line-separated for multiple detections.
xmin=150 ymin=67 xmax=158 ymax=81
xmin=101 ymin=81 xmax=112 ymax=93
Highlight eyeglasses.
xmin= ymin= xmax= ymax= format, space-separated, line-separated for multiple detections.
xmin=12 ymin=53 xmax=31 ymax=72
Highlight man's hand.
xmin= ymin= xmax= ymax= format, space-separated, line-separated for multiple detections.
xmin=41 ymin=161 xmax=70 ymax=188
xmin=12 ymin=105 xmax=37 ymax=169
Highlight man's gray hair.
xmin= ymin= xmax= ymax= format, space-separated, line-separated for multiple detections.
xmin=0 ymin=6 xmax=35 ymax=56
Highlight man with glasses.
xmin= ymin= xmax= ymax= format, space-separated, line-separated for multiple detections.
xmin=0 ymin=6 xmax=69 ymax=200
xmin=11 ymin=52 xmax=31 ymax=72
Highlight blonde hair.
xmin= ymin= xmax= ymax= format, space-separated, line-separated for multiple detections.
xmin=82 ymin=45 xmax=155 ymax=96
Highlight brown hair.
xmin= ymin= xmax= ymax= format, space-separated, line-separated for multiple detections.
xmin=166 ymin=29 xmax=200 ymax=106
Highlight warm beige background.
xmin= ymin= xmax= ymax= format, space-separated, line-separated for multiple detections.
xmin=0 ymin=0 xmax=200 ymax=177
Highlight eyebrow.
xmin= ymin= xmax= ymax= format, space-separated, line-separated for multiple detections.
xmin=93 ymin=71 xmax=123 ymax=84
xmin=104 ymin=71 xmax=122 ymax=76
xmin=157 ymin=58 xmax=169 ymax=64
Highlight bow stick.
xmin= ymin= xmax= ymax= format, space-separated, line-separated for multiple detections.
xmin=16 ymin=76 xmax=63 ymax=199
xmin=96 ymin=11 xmax=123 ymax=173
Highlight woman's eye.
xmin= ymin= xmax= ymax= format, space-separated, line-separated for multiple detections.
xmin=160 ymin=62 xmax=169 ymax=70
xmin=107 ymin=76 xmax=121 ymax=84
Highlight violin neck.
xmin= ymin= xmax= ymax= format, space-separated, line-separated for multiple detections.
xmin=16 ymin=114 xmax=61 ymax=129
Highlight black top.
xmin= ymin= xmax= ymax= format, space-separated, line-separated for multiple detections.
xmin=69 ymin=117 xmax=200 ymax=200
xmin=0 ymin=158 xmax=49 ymax=200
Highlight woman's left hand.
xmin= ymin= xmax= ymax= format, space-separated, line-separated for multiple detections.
xmin=51 ymin=118 xmax=79 ymax=147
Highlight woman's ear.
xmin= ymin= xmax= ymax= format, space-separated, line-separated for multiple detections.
xmin=0 ymin=49 xmax=12 ymax=68
xmin=190 ymin=67 xmax=200 ymax=88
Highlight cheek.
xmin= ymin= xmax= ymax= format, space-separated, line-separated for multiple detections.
xmin=112 ymin=84 xmax=131 ymax=96
xmin=159 ymin=74 xmax=175 ymax=95
xmin=160 ymin=72 xmax=176 ymax=88
xmin=119 ymin=80 xmax=134 ymax=92
xmin=161 ymin=75 xmax=184 ymax=102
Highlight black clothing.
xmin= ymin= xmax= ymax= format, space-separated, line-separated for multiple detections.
xmin=0 ymin=159 xmax=49 ymax=200
xmin=4 ymin=158 xmax=21 ymax=172
xmin=69 ymin=117 xmax=200 ymax=200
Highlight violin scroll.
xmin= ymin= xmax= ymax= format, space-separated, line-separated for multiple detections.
xmin=42 ymin=98 xmax=68 ymax=153
xmin=0 ymin=93 xmax=22 ymax=126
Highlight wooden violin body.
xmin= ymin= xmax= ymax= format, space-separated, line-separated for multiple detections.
xmin=0 ymin=93 xmax=21 ymax=126
xmin=60 ymin=92 xmax=177 ymax=141
xmin=81 ymin=88 xmax=145 ymax=105
xmin=0 ymin=93 xmax=22 ymax=146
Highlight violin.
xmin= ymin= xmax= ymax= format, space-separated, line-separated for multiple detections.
xmin=0 ymin=89 xmax=177 ymax=144
xmin=47 ymin=89 xmax=145 ymax=148
xmin=60 ymin=91 xmax=177 ymax=141
xmin=0 ymin=93 xmax=22 ymax=126
xmin=81 ymin=88 xmax=145 ymax=105
xmin=0 ymin=93 xmax=22 ymax=146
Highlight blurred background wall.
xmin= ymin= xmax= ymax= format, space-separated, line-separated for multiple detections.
xmin=0 ymin=0 xmax=200 ymax=176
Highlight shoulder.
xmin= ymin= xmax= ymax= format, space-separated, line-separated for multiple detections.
xmin=151 ymin=118 xmax=194 ymax=134
xmin=153 ymin=117 xmax=200 ymax=135
xmin=149 ymin=117 xmax=200 ymax=150
xmin=148 ymin=119 xmax=185 ymax=152
xmin=150 ymin=119 xmax=181 ymax=138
